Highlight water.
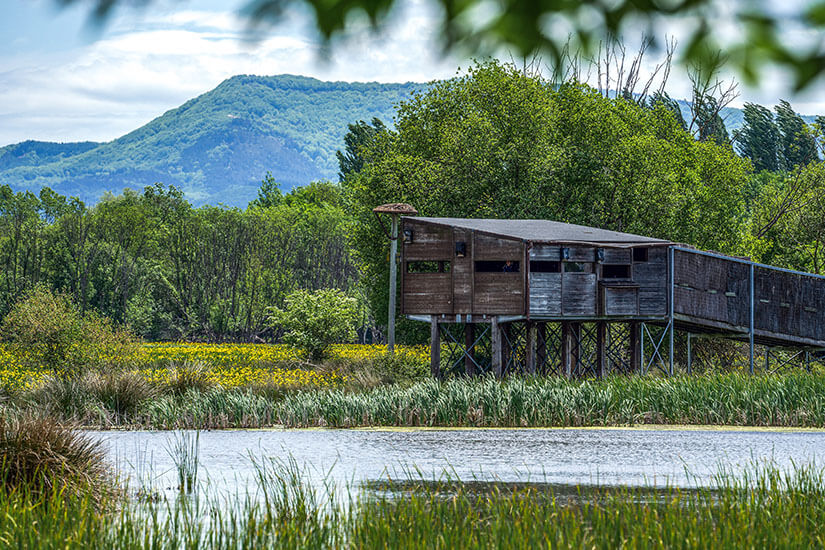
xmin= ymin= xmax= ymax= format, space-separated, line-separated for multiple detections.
xmin=92 ymin=427 xmax=825 ymax=498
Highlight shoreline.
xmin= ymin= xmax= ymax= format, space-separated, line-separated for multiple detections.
xmin=79 ymin=423 xmax=825 ymax=433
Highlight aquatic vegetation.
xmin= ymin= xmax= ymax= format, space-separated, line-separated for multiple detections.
xmin=278 ymin=372 xmax=825 ymax=428
xmin=1 ymin=450 xmax=825 ymax=548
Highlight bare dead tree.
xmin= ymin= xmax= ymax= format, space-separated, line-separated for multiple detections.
xmin=687 ymin=51 xmax=739 ymax=139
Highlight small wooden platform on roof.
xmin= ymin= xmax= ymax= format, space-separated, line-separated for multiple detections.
xmin=399 ymin=216 xmax=825 ymax=377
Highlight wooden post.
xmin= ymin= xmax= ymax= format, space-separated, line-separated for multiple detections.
xmin=464 ymin=324 xmax=476 ymax=376
xmin=388 ymin=215 xmax=399 ymax=354
xmin=596 ymin=322 xmax=607 ymax=378
xmin=629 ymin=322 xmax=641 ymax=373
xmin=501 ymin=323 xmax=511 ymax=375
xmin=526 ymin=322 xmax=537 ymax=374
xmin=536 ymin=322 xmax=547 ymax=375
xmin=430 ymin=316 xmax=440 ymax=378
xmin=491 ymin=317 xmax=503 ymax=378
xmin=561 ymin=322 xmax=573 ymax=378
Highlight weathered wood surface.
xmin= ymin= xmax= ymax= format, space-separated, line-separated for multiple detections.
xmin=403 ymin=273 xmax=451 ymax=314
xmin=473 ymin=272 xmax=524 ymax=314
xmin=452 ymin=228 xmax=473 ymax=313
xmin=562 ymin=273 xmax=597 ymax=315
xmin=674 ymin=249 xmax=825 ymax=344
xmin=403 ymin=220 xmax=452 ymax=260
xmin=474 ymin=232 xmax=523 ymax=260
xmin=603 ymin=248 xmax=631 ymax=264
xmin=635 ymin=246 xmax=667 ymax=316
xmin=601 ymin=284 xmax=639 ymax=315
xmin=529 ymin=273 xmax=562 ymax=315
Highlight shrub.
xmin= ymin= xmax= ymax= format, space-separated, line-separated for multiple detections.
xmin=268 ymin=289 xmax=358 ymax=361
xmin=0 ymin=286 xmax=138 ymax=377
xmin=165 ymin=360 xmax=215 ymax=396
xmin=0 ymin=413 xmax=111 ymax=501
xmin=87 ymin=371 xmax=157 ymax=419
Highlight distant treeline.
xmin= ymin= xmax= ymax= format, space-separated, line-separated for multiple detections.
xmin=3 ymin=60 xmax=825 ymax=344
xmin=0 ymin=180 xmax=356 ymax=341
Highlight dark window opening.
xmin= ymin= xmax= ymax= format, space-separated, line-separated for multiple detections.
xmin=455 ymin=241 xmax=467 ymax=257
xmin=475 ymin=260 xmax=520 ymax=273
xmin=407 ymin=261 xmax=451 ymax=273
xmin=563 ymin=262 xmax=592 ymax=273
xmin=602 ymin=264 xmax=631 ymax=279
xmin=633 ymin=248 xmax=649 ymax=262
xmin=530 ymin=261 xmax=561 ymax=273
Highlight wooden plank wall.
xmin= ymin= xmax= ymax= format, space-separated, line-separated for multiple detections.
xmin=452 ymin=228 xmax=473 ymax=313
xmin=529 ymin=245 xmax=561 ymax=315
xmin=675 ymin=248 xmax=825 ymax=343
xmin=754 ymin=267 xmax=825 ymax=341
xmin=635 ymin=247 xmax=668 ymax=316
xmin=402 ymin=220 xmax=453 ymax=315
xmin=674 ymin=249 xmax=748 ymax=326
xmin=473 ymin=232 xmax=524 ymax=315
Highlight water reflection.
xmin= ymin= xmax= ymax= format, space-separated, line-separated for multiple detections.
xmin=92 ymin=427 xmax=825 ymax=499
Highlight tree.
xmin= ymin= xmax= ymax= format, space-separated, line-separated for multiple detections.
xmin=59 ymin=0 xmax=825 ymax=90
xmin=774 ymin=100 xmax=817 ymax=169
xmin=248 ymin=172 xmax=282 ymax=209
xmin=734 ymin=104 xmax=780 ymax=172
xmin=0 ymin=286 xmax=137 ymax=377
xmin=267 ymin=288 xmax=357 ymax=360
xmin=336 ymin=118 xmax=387 ymax=181
xmin=345 ymin=60 xmax=750 ymax=340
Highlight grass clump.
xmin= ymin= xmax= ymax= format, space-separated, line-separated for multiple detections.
xmin=0 ymin=414 xmax=112 ymax=502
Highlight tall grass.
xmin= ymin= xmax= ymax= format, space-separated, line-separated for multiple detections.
xmin=0 ymin=414 xmax=113 ymax=502
xmin=2 ymin=450 xmax=825 ymax=548
xmin=278 ymin=372 xmax=825 ymax=428
xmin=8 ymin=370 xmax=825 ymax=429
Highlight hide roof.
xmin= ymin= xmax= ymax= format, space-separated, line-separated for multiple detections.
xmin=407 ymin=217 xmax=671 ymax=247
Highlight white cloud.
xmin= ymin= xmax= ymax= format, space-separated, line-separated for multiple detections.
xmin=0 ymin=0 xmax=463 ymax=146
xmin=3 ymin=0 xmax=825 ymax=147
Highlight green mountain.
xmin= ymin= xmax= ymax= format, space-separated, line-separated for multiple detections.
xmin=0 ymin=75 xmax=421 ymax=206
xmin=2 ymin=76 xmax=818 ymax=207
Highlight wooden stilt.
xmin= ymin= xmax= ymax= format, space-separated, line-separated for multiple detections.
xmin=596 ymin=322 xmax=607 ymax=378
xmin=561 ymin=322 xmax=572 ymax=378
xmin=430 ymin=316 xmax=440 ymax=378
xmin=491 ymin=317 xmax=502 ymax=378
xmin=536 ymin=322 xmax=547 ymax=375
xmin=526 ymin=322 xmax=537 ymax=374
xmin=501 ymin=323 xmax=511 ymax=375
xmin=630 ymin=322 xmax=641 ymax=373
xmin=464 ymin=324 xmax=476 ymax=376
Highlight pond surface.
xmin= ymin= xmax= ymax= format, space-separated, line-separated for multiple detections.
xmin=92 ymin=427 xmax=825 ymax=498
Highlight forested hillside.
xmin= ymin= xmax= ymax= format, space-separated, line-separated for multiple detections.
xmin=0 ymin=75 xmax=420 ymax=206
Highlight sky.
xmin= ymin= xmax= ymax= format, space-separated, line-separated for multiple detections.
xmin=1 ymin=0 xmax=825 ymax=147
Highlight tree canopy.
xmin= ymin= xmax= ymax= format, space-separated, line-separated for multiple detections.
xmin=343 ymin=60 xmax=751 ymax=339
xmin=62 ymin=0 xmax=825 ymax=90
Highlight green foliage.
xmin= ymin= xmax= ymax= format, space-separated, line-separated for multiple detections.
xmin=268 ymin=289 xmax=358 ymax=361
xmin=66 ymin=0 xmax=825 ymax=91
xmin=346 ymin=61 xmax=750 ymax=336
xmin=278 ymin=372 xmax=825 ymax=428
xmin=248 ymin=172 xmax=283 ymax=208
xmin=0 ymin=286 xmax=137 ymax=377
xmin=336 ymin=118 xmax=387 ymax=181
xmin=0 ymin=182 xmax=357 ymax=341
xmin=0 ymin=75 xmax=419 ymax=206
xmin=735 ymin=103 xmax=781 ymax=172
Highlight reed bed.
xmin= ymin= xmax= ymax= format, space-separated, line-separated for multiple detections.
xmin=278 ymin=372 xmax=825 ymax=428
xmin=2 ymin=449 xmax=825 ymax=548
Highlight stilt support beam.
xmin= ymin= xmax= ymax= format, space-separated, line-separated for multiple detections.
xmin=430 ymin=316 xmax=440 ymax=378
xmin=491 ymin=317 xmax=503 ymax=378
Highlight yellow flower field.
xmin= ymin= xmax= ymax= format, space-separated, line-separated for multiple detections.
xmin=0 ymin=342 xmax=429 ymax=394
